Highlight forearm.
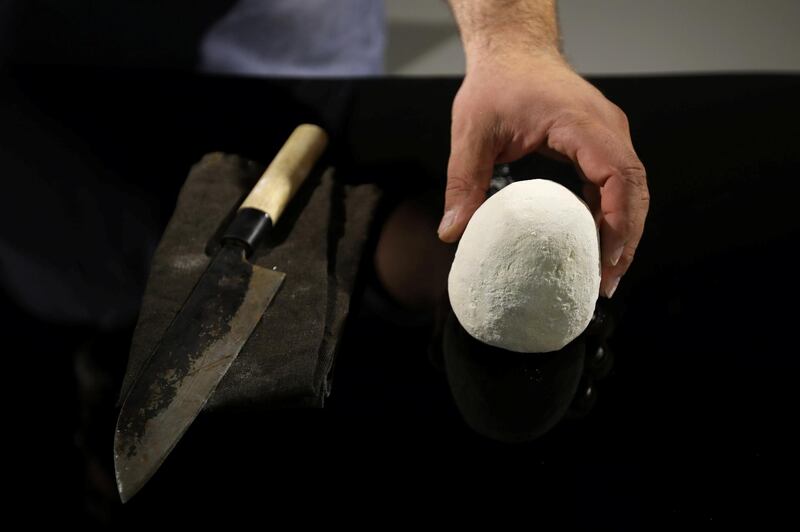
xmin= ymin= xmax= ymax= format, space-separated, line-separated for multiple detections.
xmin=447 ymin=0 xmax=561 ymax=65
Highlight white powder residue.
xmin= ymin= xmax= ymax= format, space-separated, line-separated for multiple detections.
xmin=448 ymin=179 xmax=600 ymax=353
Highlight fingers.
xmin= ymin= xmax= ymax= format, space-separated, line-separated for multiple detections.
xmin=549 ymin=122 xmax=649 ymax=297
xmin=596 ymin=166 xmax=648 ymax=297
xmin=438 ymin=125 xmax=496 ymax=243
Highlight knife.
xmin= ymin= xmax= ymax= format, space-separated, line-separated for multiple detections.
xmin=114 ymin=124 xmax=328 ymax=503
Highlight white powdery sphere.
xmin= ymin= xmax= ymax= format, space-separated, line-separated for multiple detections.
xmin=448 ymin=179 xmax=600 ymax=353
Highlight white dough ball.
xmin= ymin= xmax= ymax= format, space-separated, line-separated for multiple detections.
xmin=448 ymin=179 xmax=600 ymax=353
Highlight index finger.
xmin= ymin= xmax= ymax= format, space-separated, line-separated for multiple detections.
xmin=548 ymin=122 xmax=649 ymax=297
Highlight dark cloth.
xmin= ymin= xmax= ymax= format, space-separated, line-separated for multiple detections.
xmin=0 ymin=78 xmax=159 ymax=328
xmin=118 ymin=152 xmax=381 ymax=410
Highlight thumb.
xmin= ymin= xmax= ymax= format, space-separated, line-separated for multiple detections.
xmin=439 ymin=129 xmax=495 ymax=243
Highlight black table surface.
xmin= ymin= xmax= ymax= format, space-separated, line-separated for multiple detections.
xmin=3 ymin=67 xmax=799 ymax=527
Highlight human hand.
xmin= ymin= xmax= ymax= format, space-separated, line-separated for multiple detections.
xmin=438 ymin=51 xmax=649 ymax=298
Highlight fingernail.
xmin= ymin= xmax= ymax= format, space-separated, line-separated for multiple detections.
xmin=605 ymin=276 xmax=621 ymax=299
xmin=438 ymin=209 xmax=457 ymax=237
xmin=609 ymin=245 xmax=625 ymax=267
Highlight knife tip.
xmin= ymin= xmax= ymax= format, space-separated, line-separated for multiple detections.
xmin=114 ymin=431 xmax=148 ymax=504
xmin=115 ymin=459 xmax=147 ymax=504
xmin=118 ymin=489 xmax=132 ymax=505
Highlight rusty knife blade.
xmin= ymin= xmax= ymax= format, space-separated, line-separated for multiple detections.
xmin=113 ymin=244 xmax=284 ymax=502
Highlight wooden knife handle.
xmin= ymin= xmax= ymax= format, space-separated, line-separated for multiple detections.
xmin=241 ymin=123 xmax=328 ymax=223
xmin=222 ymin=124 xmax=328 ymax=255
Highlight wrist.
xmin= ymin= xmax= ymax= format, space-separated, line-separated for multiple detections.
xmin=464 ymin=43 xmax=566 ymax=75
xmin=450 ymin=0 xmax=562 ymax=71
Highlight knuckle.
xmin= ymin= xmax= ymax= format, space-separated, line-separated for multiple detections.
xmin=557 ymin=110 xmax=592 ymax=129
xmin=607 ymin=102 xmax=628 ymax=123
xmin=619 ymin=161 xmax=649 ymax=201
xmin=640 ymin=182 xmax=651 ymax=207
xmin=615 ymin=108 xmax=630 ymax=131
xmin=445 ymin=173 xmax=480 ymax=197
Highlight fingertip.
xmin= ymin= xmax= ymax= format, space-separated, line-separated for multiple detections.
xmin=437 ymin=209 xmax=463 ymax=243
xmin=603 ymin=275 xmax=621 ymax=299
xmin=599 ymin=216 xmax=630 ymax=268
xmin=437 ymin=230 xmax=459 ymax=244
xmin=601 ymin=236 xmax=627 ymax=269
xmin=439 ymin=194 xmax=486 ymax=243
xmin=599 ymin=264 xmax=622 ymax=299
xmin=608 ymin=245 xmax=625 ymax=267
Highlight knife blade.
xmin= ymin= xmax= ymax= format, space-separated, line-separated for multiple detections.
xmin=114 ymin=124 xmax=328 ymax=503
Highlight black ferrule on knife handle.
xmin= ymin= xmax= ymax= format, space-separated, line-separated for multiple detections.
xmin=222 ymin=208 xmax=273 ymax=256
xmin=220 ymin=124 xmax=328 ymax=257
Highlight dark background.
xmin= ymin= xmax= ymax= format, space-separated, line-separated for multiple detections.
xmin=4 ymin=2 xmax=800 ymax=529
xmin=3 ymin=65 xmax=799 ymax=527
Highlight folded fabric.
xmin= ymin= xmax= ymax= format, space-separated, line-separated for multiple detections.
xmin=118 ymin=152 xmax=381 ymax=410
